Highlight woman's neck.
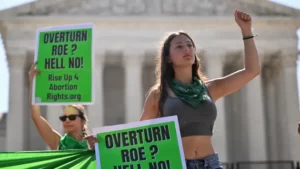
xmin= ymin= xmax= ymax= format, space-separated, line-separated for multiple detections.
xmin=173 ymin=67 xmax=193 ymax=84
xmin=67 ymin=131 xmax=83 ymax=142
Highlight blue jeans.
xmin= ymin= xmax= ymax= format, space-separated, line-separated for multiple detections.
xmin=186 ymin=153 xmax=223 ymax=169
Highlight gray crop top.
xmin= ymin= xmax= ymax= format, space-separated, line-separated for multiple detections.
xmin=162 ymin=86 xmax=217 ymax=137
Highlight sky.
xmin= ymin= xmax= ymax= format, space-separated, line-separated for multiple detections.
xmin=0 ymin=0 xmax=299 ymax=113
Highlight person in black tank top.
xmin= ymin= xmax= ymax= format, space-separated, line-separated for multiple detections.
xmin=141 ymin=9 xmax=261 ymax=169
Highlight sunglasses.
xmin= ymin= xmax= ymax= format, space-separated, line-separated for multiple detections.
xmin=59 ymin=114 xmax=81 ymax=122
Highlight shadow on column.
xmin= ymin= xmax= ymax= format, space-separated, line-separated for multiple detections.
xmin=261 ymin=51 xmax=291 ymax=169
xmin=142 ymin=64 xmax=156 ymax=100
xmin=103 ymin=64 xmax=125 ymax=126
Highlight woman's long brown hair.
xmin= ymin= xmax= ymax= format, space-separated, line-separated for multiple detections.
xmin=148 ymin=31 xmax=206 ymax=116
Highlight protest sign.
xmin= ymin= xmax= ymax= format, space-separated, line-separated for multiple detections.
xmin=32 ymin=23 xmax=94 ymax=105
xmin=92 ymin=116 xmax=186 ymax=169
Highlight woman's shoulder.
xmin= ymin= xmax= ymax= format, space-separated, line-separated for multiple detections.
xmin=140 ymin=86 xmax=161 ymax=120
xmin=202 ymin=79 xmax=221 ymax=102
xmin=203 ymin=78 xmax=214 ymax=87
xmin=146 ymin=85 xmax=160 ymax=100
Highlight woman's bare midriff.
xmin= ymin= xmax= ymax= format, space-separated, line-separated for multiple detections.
xmin=182 ymin=136 xmax=215 ymax=160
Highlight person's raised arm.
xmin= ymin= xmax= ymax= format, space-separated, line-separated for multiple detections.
xmin=29 ymin=62 xmax=61 ymax=150
xmin=207 ymin=10 xmax=260 ymax=102
xmin=140 ymin=88 xmax=160 ymax=121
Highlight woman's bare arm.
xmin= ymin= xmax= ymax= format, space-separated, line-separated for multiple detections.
xmin=29 ymin=63 xmax=61 ymax=150
xmin=140 ymin=89 xmax=160 ymax=121
xmin=207 ymin=10 xmax=260 ymax=102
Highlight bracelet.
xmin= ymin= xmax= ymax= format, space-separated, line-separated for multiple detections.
xmin=243 ymin=33 xmax=259 ymax=40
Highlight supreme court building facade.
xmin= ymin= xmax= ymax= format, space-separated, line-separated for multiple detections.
xmin=0 ymin=0 xmax=300 ymax=162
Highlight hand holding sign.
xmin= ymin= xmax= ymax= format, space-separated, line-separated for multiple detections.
xmin=83 ymin=135 xmax=99 ymax=150
xmin=92 ymin=116 xmax=186 ymax=169
xmin=28 ymin=62 xmax=40 ymax=84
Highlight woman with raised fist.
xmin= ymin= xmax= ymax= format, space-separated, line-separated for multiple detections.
xmin=140 ymin=9 xmax=260 ymax=169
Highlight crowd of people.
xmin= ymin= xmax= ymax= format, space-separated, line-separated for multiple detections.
xmin=27 ymin=9 xmax=299 ymax=169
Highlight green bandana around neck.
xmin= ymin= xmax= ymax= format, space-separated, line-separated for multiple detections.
xmin=58 ymin=134 xmax=88 ymax=150
xmin=170 ymin=77 xmax=211 ymax=108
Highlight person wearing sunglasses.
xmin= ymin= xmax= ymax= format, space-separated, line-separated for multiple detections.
xmin=28 ymin=62 xmax=95 ymax=150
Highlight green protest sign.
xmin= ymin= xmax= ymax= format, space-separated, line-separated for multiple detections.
xmin=92 ymin=116 xmax=186 ymax=169
xmin=32 ymin=23 xmax=94 ymax=105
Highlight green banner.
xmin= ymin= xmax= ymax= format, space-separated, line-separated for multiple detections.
xmin=93 ymin=116 xmax=186 ymax=169
xmin=32 ymin=23 xmax=94 ymax=105
xmin=0 ymin=150 xmax=96 ymax=169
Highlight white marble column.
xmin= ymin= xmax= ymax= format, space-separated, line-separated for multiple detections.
xmin=244 ymin=74 xmax=267 ymax=161
xmin=87 ymin=52 xmax=105 ymax=131
xmin=204 ymin=51 xmax=228 ymax=162
xmin=273 ymin=73 xmax=291 ymax=160
xmin=235 ymin=49 xmax=268 ymax=161
xmin=6 ymin=53 xmax=26 ymax=151
xmin=263 ymin=77 xmax=280 ymax=160
xmin=262 ymin=52 xmax=297 ymax=161
xmin=123 ymin=50 xmax=144 ymax=123
xmin=278 ymin=55 xmax=300 ymax=161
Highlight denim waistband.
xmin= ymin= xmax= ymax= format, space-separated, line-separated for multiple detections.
xmin=186 ymin=153 xmax=223 ymax=169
